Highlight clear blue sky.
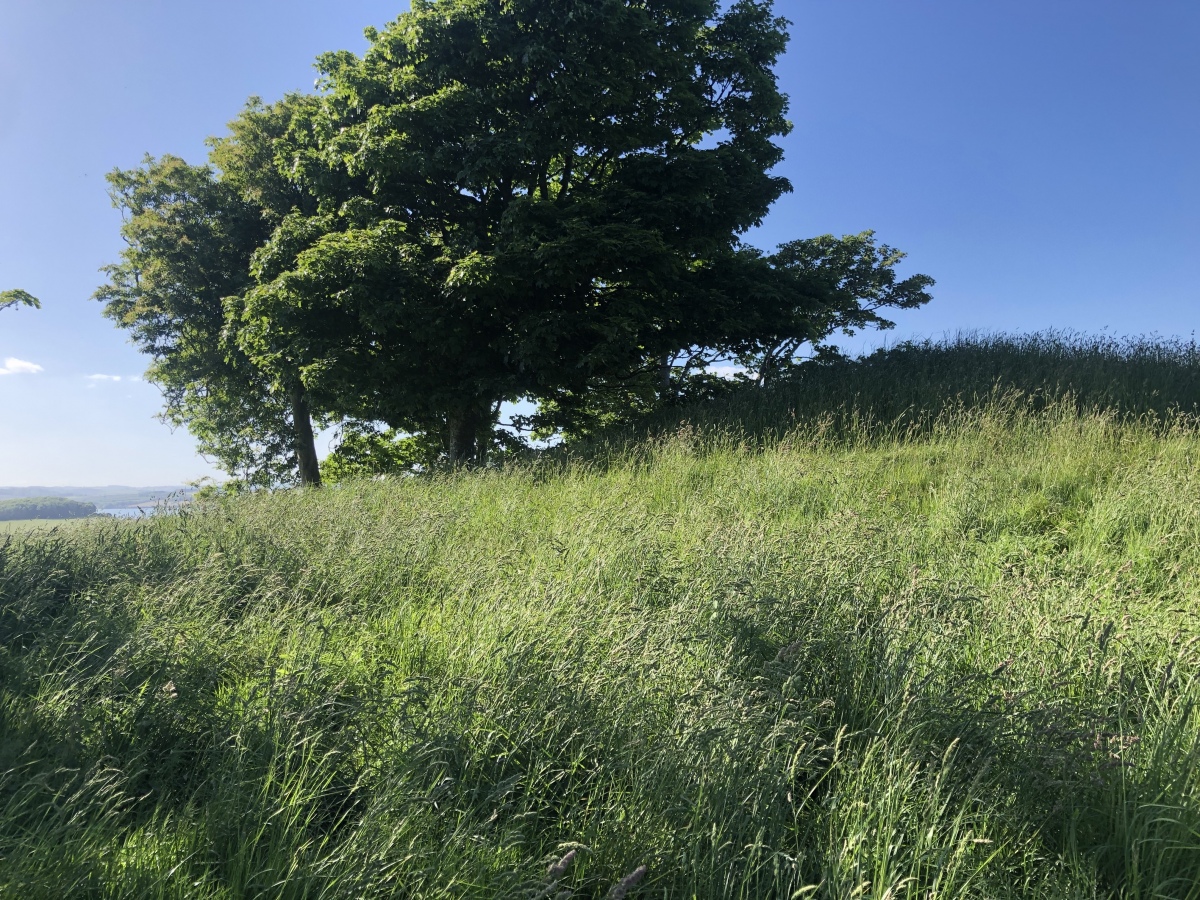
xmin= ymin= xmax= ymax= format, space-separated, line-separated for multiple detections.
xmin=1 ymin=0 xmax=1196 ymax=485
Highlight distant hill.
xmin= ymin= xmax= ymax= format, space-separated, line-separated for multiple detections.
xmin=0 ymin=497 xmax=96 ymax=521
xmin=0 ymin=485 xmax=194 ymax=509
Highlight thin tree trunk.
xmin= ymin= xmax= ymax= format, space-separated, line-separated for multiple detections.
xmin=659 ymin=354 xmax=674 ymax=401
xmin=290 ymin=383 xmax=321 ymax=487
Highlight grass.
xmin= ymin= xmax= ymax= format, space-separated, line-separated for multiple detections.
xmin=2 ymin=335 xmax=1200 ymax=897
xmin=0 ymin=516 xmax=115 ymax=535
xmin=0 ymin=519 xmax=88 ymax=535
xmin=614 ymin=331 xmax=1200 ymax=451
xmin=0 ymin=520 xmax=44 ymax=535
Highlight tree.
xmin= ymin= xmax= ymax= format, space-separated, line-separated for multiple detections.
xmin=526 ymin=231 xmax=934 ymax=440
xmin=236 ymin=0 xmax=797 ymax=465
xmin=0 ymin=289 xmax=40 ymax=313
xmin=99 ymin=2 xmax=935 ymax=477
xmin=205 ymin=95 xmax=339 ymax=486
xmin=740 ymin=231 xmax=935 ymax=385
xmin=95 ymin=138 xmax=324 ymax=487
xmin=320 ymin=423 xmax=438 ymax=483
xmin=0 ymin=497 xmax=95 ymax=521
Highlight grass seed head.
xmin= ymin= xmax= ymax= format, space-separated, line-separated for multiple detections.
xmin=607 ymin=865 xmax=647 ymax=899
xmin=546 ymin=849 xmax=576 ymax=879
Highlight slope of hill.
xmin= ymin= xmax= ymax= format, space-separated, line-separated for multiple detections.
xmin=2 ymin=338 xmax=1199 ymax=898
xmin=610 ymin=332 xmax=1200 ymax=451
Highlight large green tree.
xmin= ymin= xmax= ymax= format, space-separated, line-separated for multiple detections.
xmin=527 ymin=231 xmax=935 ymax=440
xmin=99 ymin=1 xmax=934 ymax=476
xmin=237 ymin=0 xmax=798 ymax=464
xmin=95 ymin=104 xmax=327 ymax=487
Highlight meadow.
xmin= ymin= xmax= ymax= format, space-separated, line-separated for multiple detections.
xmin=0 ymin=520 xmax=47 ymax=536
xmin=0 ymin=519 xmax=96 ymax=536
xmin=0 ymin=517 xmax=116 ymax=536
xmin=2 ymin=335 xmax=1199 ymax=898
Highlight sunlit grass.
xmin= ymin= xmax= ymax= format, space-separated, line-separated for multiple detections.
xmin=0 ymin=520 xmax=44 ymax=534
xmin=3 ymin=336 xmax=1200 ymax=898
xmin=0 ymin=518 xmax=94 ymax=535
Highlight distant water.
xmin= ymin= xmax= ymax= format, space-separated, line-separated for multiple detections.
xmin=98 ymin=505 xmax=189 ymax=519
xmin=99 ymin=508 xmax=150 ymax=519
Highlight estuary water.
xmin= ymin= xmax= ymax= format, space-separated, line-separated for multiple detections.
xmin=98 ymin=508 xmax=151 ymax=518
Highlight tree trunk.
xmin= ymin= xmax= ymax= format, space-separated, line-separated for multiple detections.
xmin=659 ymin=354 xmax=674 ymax=401
xmin=289 ymin=383 xmax=322 ymax=487
xmin=445 ymin=403 xmax=488 ymax=467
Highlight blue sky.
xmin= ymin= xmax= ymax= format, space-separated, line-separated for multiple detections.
xmin=1 ymin=0 xmax=1196 ymax=485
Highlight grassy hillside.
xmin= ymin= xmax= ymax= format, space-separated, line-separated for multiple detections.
xmin=3 ymin=338 xmax=1200 ymax=898
xmin=613 ymin=332 xmax=1200 ymax=451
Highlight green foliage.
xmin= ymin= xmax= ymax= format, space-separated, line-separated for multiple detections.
xmin=321 ymin=425 xmax=440 ymax=483
xmin=97 ymin=4 xmax=935 ymax=468
xmin=0 ymin=497 xmax=94 ymax=521
xmin=234 ymin=0 xmax=817 ymax=463
xmin=323 ymin=422 xmax=534 ymax=482
xmin=95 ymin=154 xmax=300 ymax=487
xmin=743 ymin=229 xmax=935 ymax=383
xmin=528 ymin=230 xmax=934 ymax=440
xmin=95 ymin=98 xmax=329 ymax=487
xmin=537 ymin=330 xmax=1200 ymax=450
xmin=3 ymin=345 xmax=1200 ymax=896
xmin=0 ymin=289 xmax=40 ymax=312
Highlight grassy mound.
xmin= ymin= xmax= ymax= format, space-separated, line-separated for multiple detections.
xmin=616 ymin=332 xmax=1200 ymax=450
xmin=3 ymin=339 xmax=1200 ymax=897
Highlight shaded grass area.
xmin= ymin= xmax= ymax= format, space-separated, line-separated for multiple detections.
xmin=607 ymin=333 xmax=1200 ymax=455
xmin=3 ymin=339 xmax=1200 ymax=897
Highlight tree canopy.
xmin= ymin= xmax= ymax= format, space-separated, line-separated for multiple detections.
xmin=98 ymin=0 xmax=933 ymax=482
xmin=96 ymin=99 xmax=327 ymax=487
xmin=0 ymin=289 xmax=40 ymax=313
xmin=234 ymin=0 xmax=799 ymax=464
xmin=0 ymin=497 xmax=95 ymax=521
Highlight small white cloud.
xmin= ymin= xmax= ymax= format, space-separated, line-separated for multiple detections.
xmin=87 ymin=374 xmax=122 ymax=381
xmin=0 ymin=357 xmax=43 ymax=375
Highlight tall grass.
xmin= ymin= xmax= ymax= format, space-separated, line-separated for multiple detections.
xmin=2 ymin=337 xmax=1200 ymax=897
xmin=606 ymin=332 xmax=1200 ymax=453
